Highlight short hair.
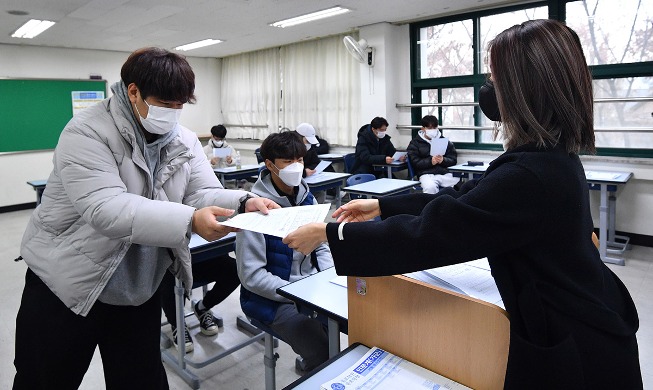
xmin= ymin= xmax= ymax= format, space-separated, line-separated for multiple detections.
xmin=210 ymin=125 xmax=227 ymax=138
xmin=120 ymin=47 xmax=196 ymax=104
xmin=370 ymin=117 xmax=389 ymax=130
xmin=421 ymin=115 xmax=439 ymax=128
xmin=488 ymin=19 xmax=595 ymax=154
xmin=260 ymin=131 xmax=307 ymax=162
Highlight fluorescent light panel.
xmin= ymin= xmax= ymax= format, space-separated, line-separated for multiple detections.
xmin=271 ymin=6 xmax=350 ymax=28
xmin=174 ymin=39 xmax=223 ymax=51
xmin=11 ymin=19 xmax=56 ymax=39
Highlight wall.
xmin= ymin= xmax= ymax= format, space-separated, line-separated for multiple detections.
xmin=0 ymin=44 xmax=221 ymax=208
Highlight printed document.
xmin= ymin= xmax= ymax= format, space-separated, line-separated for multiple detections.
xmin=313 ymin=160 xmax=332 ymax=174
xmin=430 ymin=138 xmax=449 ymax=156
xmin=392 ymin=151 xmax=407 ymax=161
xmin=220 ymin=203 xmax=330 ymax=238
xmin=213 ymin=148 xmax=231 ymax=158
xmin=320 ymin=346 xmax=471 ymax=390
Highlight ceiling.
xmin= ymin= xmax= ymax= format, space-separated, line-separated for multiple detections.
xmin=0 ymin=0 xmax=531 ymax=58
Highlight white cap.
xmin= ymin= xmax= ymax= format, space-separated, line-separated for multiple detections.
xmin=296 ymin=123 xmax=319 ymax=146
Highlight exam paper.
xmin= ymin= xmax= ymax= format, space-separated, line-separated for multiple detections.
xmin=320 ymin=347 xmax=471 ymax=390
xmin=213 ymin=148 xmax=231 ymax=158
xmin=392 ymin=151 xmax=407 ymax=161
xmin=430 ymin=138 xmax=449 ymax=156
xmin=220 ymin=203 xmax=330 ymax=238
xmin=313 ymin=160 xmax=332 ymax=174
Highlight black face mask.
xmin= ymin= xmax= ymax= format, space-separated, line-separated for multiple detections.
xmin=479 ymin=80 xmax=501 ymax=122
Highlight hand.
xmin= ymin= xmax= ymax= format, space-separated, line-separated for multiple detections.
xmin=245 ymin=197 xmax=280 ymax=215
xmin=432 ymin=155 xmax=443 ymax=165
xmin=283 ymin=222 xmax=327 ymax=255
xmin=192 ymin=206 xmax=238 ymax=241
xmin=226 ymin=156 xmax=233 ymax=164
xmin=399 ymin=154 xmax=407 ymax=162
xmin=305 ymin=168 xmax=316 ymax=176
xmin=385 ymin=156 xmax=394 ymax=164
xmin=210 ymin=157 xmax=220 ymax=165
xmin=332 ymin=199 xmax=380 ymax=222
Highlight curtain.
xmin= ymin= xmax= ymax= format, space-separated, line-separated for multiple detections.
xmin=280 ymin=33 xmax=361 ymax=146
xmin=220 ymin=48 xmax=280 ymax=139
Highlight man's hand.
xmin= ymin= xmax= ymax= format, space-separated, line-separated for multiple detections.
xmin=432 ymin=155 xmax=443 ymax=165
xmin=385 ymin=156 xmax=394 ymax=164
xmin=226 ymin=156 xmax=233 ymax=164
xmin=283 ymin=222 xmax=327 ymax=255
xmin=305 ymin=168 xmax=317 ymax=176
xmin=192 ymin=206 xmax=238 ymax=241
xmin=210 ymin=157 xmax=220 ymax=165
xmin=245 ymin=197 xmax=280 ymax=215
xmin=332 ymin=199 xmax=381 ymax=222
xmin=399 ymin=154 xmax=407 ymax=162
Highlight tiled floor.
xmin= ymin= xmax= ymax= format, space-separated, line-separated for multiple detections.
xmin=0 ymin=208 xmax=651 ymax=389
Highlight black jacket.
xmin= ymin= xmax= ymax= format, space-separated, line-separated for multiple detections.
xmin=326 ymin=143 xmax=642 ymax=389
xmin=304 ymin=136 xmax=333 ymax=171
xmin=350 ymin=124 xmax=397 ymax=175
xmin=406 ymin=134 xmax=457 ymax=177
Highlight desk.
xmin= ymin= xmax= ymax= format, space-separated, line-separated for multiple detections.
xmin=26 ymin=179 xmax=47 ymax=205
xmin=317 ymin=153 xmax=344 ymax=163
xmin=277 ymin=267 xmax=347 ymax=358
xmin=585 ymin=170 xmax=633 ymax=266
xmin=161 ymin=233 xmax=265 ymax=389
xmin=214 ymin=164 xmax=260 ymax=186
xmin=448 ymin=163 xmax=488 ymax=181
xmin=304 ymin=172 xmax=351 ymax=208
xmin=344 ymin=178 xmax=418 ymax=198
xmin=372 ymin=161 xmax=407 ymax=178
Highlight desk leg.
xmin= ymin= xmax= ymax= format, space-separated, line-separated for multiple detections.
xmin=386 ymin=167 xmax=392 ymax=178
xmin=327 ymin=318 xmax=340 ymax=358
xmin=335 ymin=186 xmax=341 ymax=209
xmin=599 ymin=185 xmax=624 ymax=266
xmin=36 ymin=188 xmax=44 ymax=205
xmin=218 ymin=173 xmax=225 ymax=186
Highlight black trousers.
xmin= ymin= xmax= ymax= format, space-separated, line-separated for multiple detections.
xmin=159 ymin=254 xmax=240 ymax=328
xmin=13 ymin=268 xmax=169 ymax=390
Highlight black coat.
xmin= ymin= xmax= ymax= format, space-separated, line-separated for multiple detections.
xmin=304 ymin=136 xmax=333 ymax=172
xmin=406 ymin=135 xmax=457 ymax=177
xmin=350 ymin=124 xmax=397 ymax=175
xmin=326 ymin=143 xmax=642 ymax=389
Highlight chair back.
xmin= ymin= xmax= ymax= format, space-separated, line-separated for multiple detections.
xmin=406 ymin=156 xmax=416 ymax=180
xmin=346 ymin=174 xmax=376 ymax=200
xmin=343 ymin=153 xmax=356 ymax=173
xmin=254 ymin=148 xmax=264 ymax=164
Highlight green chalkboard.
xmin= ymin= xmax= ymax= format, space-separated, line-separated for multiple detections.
xmin=0 ymin=79 xmax=107 ymax=153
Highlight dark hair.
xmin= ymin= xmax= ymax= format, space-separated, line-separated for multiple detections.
xmin=488 ymin=19 xmax=595 ymax=154
xmin=370 ymin=117 xmax=389 ymax=130
xmin=421 ymin=115 xmax=439 ymax=128
xmin=120 ymin=47 xmax=196 ymax=104
xmin=210 ymin=125 xmax=227 ymax=138
xmin=260 ymin=131 xmax=306 ymax=162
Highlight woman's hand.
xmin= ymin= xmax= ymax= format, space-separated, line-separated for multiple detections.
xmin=192 ymin=206 xmax=238 ymax=241
xmin=332 ymin=199 xmax=380 ymax=222
xmin=245 ymin=197 xmax=280 ymax=214
xmin=283 ymin=222 xmax=327 ymax=255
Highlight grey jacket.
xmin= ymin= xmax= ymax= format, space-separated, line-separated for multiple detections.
xmin=20 ymin=93 xmax=250 ymax=316
xmin=235 ymin=170 xmax=333 ymax=303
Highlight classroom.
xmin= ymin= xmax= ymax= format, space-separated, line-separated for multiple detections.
xmin=0 ymin=0 xmax=652 ymax=389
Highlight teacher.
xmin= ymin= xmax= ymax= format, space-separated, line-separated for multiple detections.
xmin=284 ymin=19 xmax=642 ymax=389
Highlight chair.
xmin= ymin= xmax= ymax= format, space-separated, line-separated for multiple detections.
xmin=346 ymin=174 xmax=376 ymax=200
xmin=343 ymin=153 xmax=356 ymax=173
xmin=406 ymin=156 xmax=422 ymax=192
xmin=254 ymin=148 xmax=264 ymax=164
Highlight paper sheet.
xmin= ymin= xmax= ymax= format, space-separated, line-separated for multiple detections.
xmin=430 ymin=138 xmax=449 ymax=156
xmin=313 ymin=160 xmax=332 ymax=174
xmin=330 ymin=275 xmax=348 ymax=287
xmin=392 ymin=151 xmax=407 ymax=161
xmin=220 ymin=203 xmax=331 ymax=238
xmin=213 ymin=148 xmax=231 ymax=158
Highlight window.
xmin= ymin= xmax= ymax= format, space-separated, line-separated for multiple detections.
xmin=418 ymin=20 xmax=474 ymax=79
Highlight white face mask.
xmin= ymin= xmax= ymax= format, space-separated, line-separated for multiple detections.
xmin=305 ymin=143 xmax=312 ymax=151
xmin=376 ymin=131 xmax=386 ymax=139
xmin=135 ymin=99 xmax=182 ymax=135
xmin=273 ymin=161 xmax=304 ymax=187
xmin=426 ymin=129 xmax=441 ymax=139
xmin=212 ymin=139 xmax=224 ymax=148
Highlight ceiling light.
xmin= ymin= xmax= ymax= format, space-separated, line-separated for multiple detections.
xmin=11 ymin=19 xmax=55 ymax=39
xmin=174 ymin=39 xmax=223 ymax=51
xmin=270 ymin=6 xmax=350 ymax=28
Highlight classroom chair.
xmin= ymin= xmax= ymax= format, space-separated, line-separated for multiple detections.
xmin=255 ymin=148 xmax=264 ymax=164
xmin=343 ymin=153 xmax=356 ymax=173
xmin=346 ymin=174 xmax=376 ymax=200
xmin=406 ymin=157 xmax=423 ymax=192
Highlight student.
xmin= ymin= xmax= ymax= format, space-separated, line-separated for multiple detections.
xmin=350 ymin=116 xmax=405 ymax=178
xmin=204 ymin=124 xmax=236 ymax=168
xmin=406 ymin=115 xmax=459 ymax=194
xmin=158 ymin=255 xmax=240 ymax=352
xmin=284 ymin=20 xmax=642 ymax=389
xmin=295 ymin=123 xmax=333 ymax=203
xmin=14 ymin=47 xmax=278 ymax=390
xmin=236 ymin=131 xmax=333 ymax=371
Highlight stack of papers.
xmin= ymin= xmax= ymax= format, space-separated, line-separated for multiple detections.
xmin=313 ymin=160 xmax=332 ymax=175
xmin=321 ymin=347 xmax=471 ymax=390
xmin=392 ymin=151 xmax=407 ymax=161
xmin=212 ymin=148 xmax=231 ymax=158
xmin=430 ymin=138 xmax=449 ymax=156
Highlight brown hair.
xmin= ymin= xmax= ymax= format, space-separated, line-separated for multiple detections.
xmin=121 ymin=47 xmax=196 ymax=104
xmin=488 ymin=19 xmax=595 ymax=154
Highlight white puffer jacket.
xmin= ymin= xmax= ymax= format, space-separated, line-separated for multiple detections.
xmin=20 ymin=94 xmax=249 ymax=316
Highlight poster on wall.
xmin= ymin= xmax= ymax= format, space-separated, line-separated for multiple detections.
xmin=71 ymin=91 xmax=105 ymax=116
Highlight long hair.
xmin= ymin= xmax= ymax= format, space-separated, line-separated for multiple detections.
xmin=489 ymin=19 xmax=595 ymax=154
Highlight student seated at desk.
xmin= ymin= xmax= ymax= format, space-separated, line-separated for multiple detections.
xmin=351 ymin=116 xmax=405 ymax=178
xmin=159 ymin=256 xmax=240 ymax=352
xmin=295 ymin=123 xmax=333 ymax=203
xmin=407 ymin=115 xmax=459 ymax=194
xmin=203 ymin=124 xmax=236 ymax=169
xmin=236 ymin=131 xmax=333 ymax=371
